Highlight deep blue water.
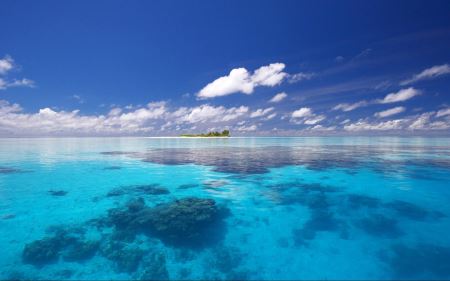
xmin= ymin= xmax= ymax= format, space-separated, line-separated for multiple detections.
xmin=1 ymin=137 xmax=450 ymax=280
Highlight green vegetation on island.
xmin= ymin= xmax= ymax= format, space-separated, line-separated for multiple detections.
xmin=181 ymin=130 xmax=230 ymax=137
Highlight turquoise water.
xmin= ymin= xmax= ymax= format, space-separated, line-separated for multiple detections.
xmin=1 ymin=137 xmax=450 ymax=280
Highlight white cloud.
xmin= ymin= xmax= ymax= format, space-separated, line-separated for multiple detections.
xmin=7 ymin=78 xmax=35 ymax=88
xmin=251 ymin=63 xmax=287 ymax=86
xmin=236 ymin=124 xmax=257 ymax=131
xmin=0 ymin=55 xmax=14 ymax=75
xmin=436 ymin=108 xmax=450 ymax=118
xmin=304 ymin=115 xmax=326 ymax=125
xmin=288 ymin=72 xmax=314 ymax=83
xmin=379 ymin=87 xmax=421 ymax=104
xmin=333 ymin=100 xmax=368 ymax=112
xmin=269 ymin=92 xmax=287 ymax=103
xmin=0 ymin=55 xmax=35 ymax=90
xmin=250 ymin=107 xmax=274 ymax=118
xmin=343 ymin=111 xmax=450 ymax=132
xmin=197 ymin=63 xmax=287 ymax=99
xmin=291 ymin=107 xmax=312 ymax=118
xmin=401 ymin=64 xmax=450 ymax=85
xmin=309 ymin=125 xmax=336 ymax=131
xmin=264 ymin=113 xmax=277 ymax=120
xmin=344 ymin=119 xmax=405 ymax=131
xmin=291 ymin=107 xmax=325 ymax=125
xmin=177 ymin=104 xmax=248 ymax=123
xmin=108 ymin=108 xmax=122 ymax=116
xmin=374 ymin=106 xmax=405 ymax=118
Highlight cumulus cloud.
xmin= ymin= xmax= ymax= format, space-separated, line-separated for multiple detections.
xmin=333 ymin=100 xmax=368 ymax=112
xmin=269 ymin=92 xmax=287 ymax=103
xmin=178 ymin=104 xmax=249 ymax=123
xmin=291 ymin=107 xmax=313 ymax=118
xmin=288 ymin=72 xmax=314 ymax=83
xmin=291 ymin=107 xmax=326 ymax=125
xmin=436 ymin=107 xmax=450 ymax=118
xmin=0 ymin=55 xmax=35 ymax=90
xmin=304 ymin=115 xmax=326 ymax=125
xmin=343 ymin=111 xmax=450 ymax=132
xmin=236 ymin=124 xmax=257 ymax=131
xmin=250 ymin=107 xmax=274 ymax=118
xmin=0 ymin=55 xmax=14 ymax=75
xmin=197 ymin=63 xmax=287 ymax=99
xmin=374 ymin=106 xmax=405 ymax=118
xmin=379 ymin=87 xmax=421 ymax=104
xmin=0 ymin=99 xmax=256 ymax=136
xmin=264 ymin=113 xmax=277 ymax=120
xmin=344 ymin=119 xmax=405 ymax=131
xmin=401 ymin=64 xmax=450 ymax=85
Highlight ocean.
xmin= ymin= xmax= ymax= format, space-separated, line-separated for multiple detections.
xmin=1 ymin=137 xmax=450 ymax=280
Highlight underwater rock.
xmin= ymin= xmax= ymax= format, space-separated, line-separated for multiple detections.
xmin=105 ymin=197 xmax=229 ymax=247
xmin=347 ymin=194 xmax=380 ymax=209
xmin=107 ymin=188 xmax=126 ymax=197
xmin=23 ymin=224 xmax=99 ymax=266
xmin=1 ymin=213 xmax=16 ymax=220
xmin=305 ymin=209 xmax=341 ymax=232
xmin=62 ymin=240 xmax=99 ymax=262
xmin=22 ymin=237 xmax=62 ymax=266
xmin=178 ymin=183 xmax=199 ymax=189
xmin=139 ymin=252 xmax=169 ymax=280
xmin=133 ymin=184 xmax=170 ymax=195
xmin=293 ymin=208 xmax=345 ymax=246
xmin=48 ymin=190 xmax=68 ymax=196
xmin=356 ymin=214 xmax=403 ymax=238
xmin=0 ymin=166 xmax=22 ymax=174
xmin=100 ymin=241 xmax=144 ymax=273
xmin=141 ymin=197 xmax=229 ymax=247
xmin=104 ymin=166 xmax=122 ymax=170
xmin=384 ymin=200 xmax=443 ymax=221
xmin=107 ymin=184 xmax=169 ymax=197
xmin=383 ymin=243 xmax=450 ymax=278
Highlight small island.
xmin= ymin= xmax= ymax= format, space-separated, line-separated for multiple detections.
xmin=181 ymin=130 xmax=230 ymax=137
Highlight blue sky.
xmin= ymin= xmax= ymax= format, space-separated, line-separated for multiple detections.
xmin=1 ymin=0 xmax=450 ymax=136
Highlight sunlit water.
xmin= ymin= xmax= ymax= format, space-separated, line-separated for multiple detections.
xmin=1 ymin=137 xmax=450 ymax=280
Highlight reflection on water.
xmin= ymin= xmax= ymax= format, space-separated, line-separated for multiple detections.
xmin=0 ymin=137 xmax=450 ymax=280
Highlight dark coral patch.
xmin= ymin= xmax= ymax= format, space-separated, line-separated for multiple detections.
xmin=133 ymin=184 xmax=170 ymax=195
xmin=104 ymin=166 xmax=122 ymax=170
xmin=140 ymin=198 xmax=229 ymax=247
xmin=48 ymin=190 xmax=68 ymax=196
xmin=0 ymin=166 xmax=22 ymax=174
xmin=384 ymin=200 xmax=444 ymax=221
xmin=382 ymin=243 xmax=450 ymax=279
xmin=22 ymin=237 xmax=62 ymax=266
xmin=178 ymin=183 xmax=199 ymax=189
xmin=62 ymin=240 xmax=99 ymax=262
xmin=347 ymin=194 xmax=381 ymax=209
xmin=139 ymin=252 xmax=169 ymax=280
xmin=107 ymin=184 xmax=170 ymax=197
xmin=356 ymin=214 xmax=403 ymax=238
xmin=100 ymin=240 xmax=144 ymax=273
xmin=106 ymin=197 xmax=229 ymax=248
xmin=22 ymin=226 xmax=100 ymax=267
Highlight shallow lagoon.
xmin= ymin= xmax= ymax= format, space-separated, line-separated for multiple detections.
xmin=1 ymin=137 xmax=450 ymax=280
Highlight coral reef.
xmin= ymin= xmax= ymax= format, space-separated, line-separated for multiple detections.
xmin=48 ymin=190 xmax=68 ymax=196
